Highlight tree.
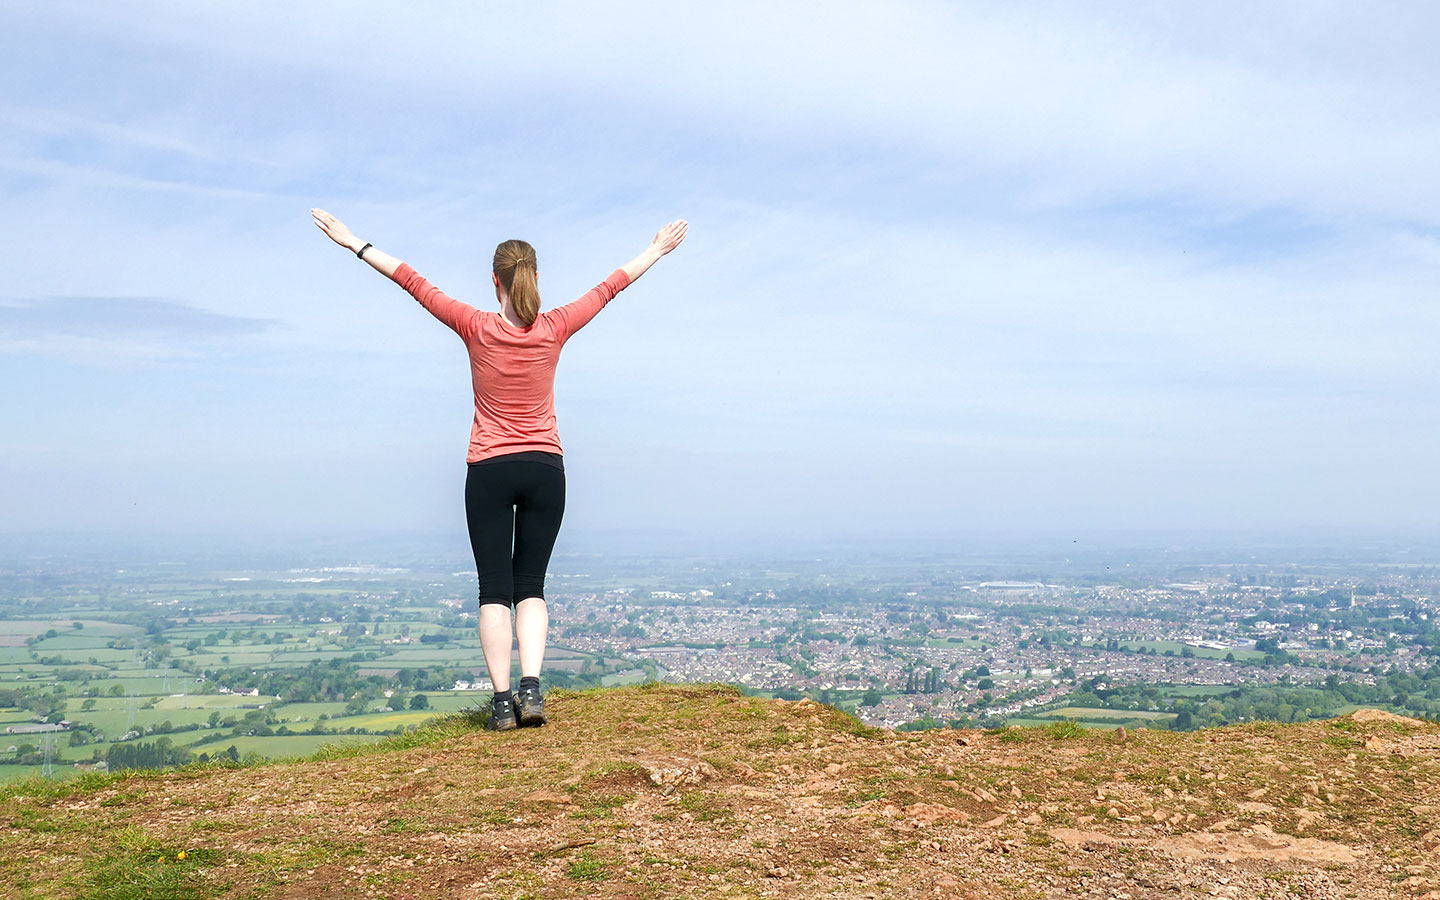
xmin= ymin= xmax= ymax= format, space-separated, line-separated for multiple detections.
xmin=861 ymin=689 xmax=883 ymax=707
xmin=409 ymin=694 xmax=430 ymax=710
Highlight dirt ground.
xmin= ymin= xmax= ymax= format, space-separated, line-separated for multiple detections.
xmin=6 ymin=684 xmax=1439 ymax=899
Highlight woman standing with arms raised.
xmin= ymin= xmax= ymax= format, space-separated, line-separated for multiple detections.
xmin=312 ymin=208 xmax=688 ymax=730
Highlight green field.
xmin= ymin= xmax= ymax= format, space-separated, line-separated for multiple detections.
xmin=0 ymin=706 xmax=32 ymax=722
xmin=1081 ymin=640 xmax=1265 ymax=662
xmin=1038 ymin=706 xmax=1177 ymax=722
xmin=1164 ymin=684 xmax=1239 ymax=697
xmin=421 ymin=691 xmax=489 ymax=712
xmin=1005 ymin=717 xmax=1129 ymax=731
xmin=0 ymin=763 xmax=88 ymax=783
xmin=41 ymin=648 xmax=136 ymax=663
xmin=924 ymin=637 xmax=987 ymax=649
xmin=0 ymin=619 xmax=141 ymax=638
xmin=150 ymin=694 xmax=281 ymax=710
xmin=184 ymin=732 xmax=377 ymax=759
xmin=601 ymin=669 xmax=651 ymax=687
xmin=0 ymin=585 xmax=705 ymax=786
xmin=29 ymin=634 xmax=118 ymax=652
xmin=0 ymin=691 xmax=488 ymax=783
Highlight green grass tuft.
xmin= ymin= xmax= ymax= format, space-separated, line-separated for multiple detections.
xmin=79 ymin=825 xmax=225 ymax=900
xmin=1046 ymin=719 xmax=1086 ymax=740
xmin=564 ymin=852 xmax=609 ymax=882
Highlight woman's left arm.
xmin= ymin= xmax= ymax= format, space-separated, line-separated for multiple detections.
xmin=312 ymin=208 xmax=401 ymax=278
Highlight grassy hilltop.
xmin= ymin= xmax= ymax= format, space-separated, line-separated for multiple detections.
xmin=4 ymin=683 xmax=1439 ymax=899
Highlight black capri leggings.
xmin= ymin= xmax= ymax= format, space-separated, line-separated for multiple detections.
xmin=464 ymin=453 xmax=566 ymax=608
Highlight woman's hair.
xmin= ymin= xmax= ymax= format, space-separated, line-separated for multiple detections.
xmin=493 ymin=239 xmax=539 ymax=326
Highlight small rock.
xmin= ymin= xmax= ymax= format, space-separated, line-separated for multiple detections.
xmin=525 ymin=790 xmax=572 ymax=804
xmin=905 ymin=803 xmax=971 ymax=826
xmin=634 ymin=753 xmax=716 ymax=790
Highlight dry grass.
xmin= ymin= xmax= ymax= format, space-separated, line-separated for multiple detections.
xmin=3 ymin=683 xmax=1438 ymax=899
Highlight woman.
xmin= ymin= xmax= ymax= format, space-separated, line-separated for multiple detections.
xmin=312 ymin=208 xmax=688 ymax=731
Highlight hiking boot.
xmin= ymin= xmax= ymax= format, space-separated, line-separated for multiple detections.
xmin=488 ymin=694 xmax=518 ymax=731
xmin=515 ymin=683 xmax=547 ymax=727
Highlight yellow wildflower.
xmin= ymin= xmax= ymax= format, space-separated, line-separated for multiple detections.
xmin=177 ymin=851 xmax=187 ymax=860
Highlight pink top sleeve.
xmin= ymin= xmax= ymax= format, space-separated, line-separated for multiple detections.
xmin=544 ymin=269 xmax=632 ymax=342
xmin=391 ymin=262 xmax=480 ymax=342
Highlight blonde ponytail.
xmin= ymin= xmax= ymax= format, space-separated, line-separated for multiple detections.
xmin=493 ymin=239 xmax=539 ymax=326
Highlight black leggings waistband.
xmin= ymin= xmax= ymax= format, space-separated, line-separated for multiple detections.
xmin=469 ymin=451 xmax=564 ymax=471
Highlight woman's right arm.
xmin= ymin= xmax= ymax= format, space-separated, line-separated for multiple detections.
xmin=620 ymin=220 xmax=688 ymax=284
xmin=311 ymin=207 xmax=477 ymax=340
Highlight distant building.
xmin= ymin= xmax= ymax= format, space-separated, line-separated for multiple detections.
xmin=978 ymin=582 xmax=1044 ymax=593
xmin=5 ymin=723 xmax=67 ymax=734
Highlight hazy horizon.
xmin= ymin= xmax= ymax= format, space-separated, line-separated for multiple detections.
xmin=5 ymin=526 xmax=1440 ymax=572
xmin=4 ymin=2 xmax=1438 ymax=543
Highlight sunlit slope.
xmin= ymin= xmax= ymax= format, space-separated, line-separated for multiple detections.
xmin=4 ymin=684 xmax=1438 ymax=899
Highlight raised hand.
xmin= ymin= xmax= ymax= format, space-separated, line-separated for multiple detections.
xmin=311 ymin=208 xmax=361 ymax=253
xmin=650 ymin=220 xmax=688 ymax=256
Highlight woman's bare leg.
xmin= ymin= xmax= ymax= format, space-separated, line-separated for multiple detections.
xmin=478 ymin=604 xmax=514 ymax=693
xmin=514 ymin=596 xmax=548 ymax=678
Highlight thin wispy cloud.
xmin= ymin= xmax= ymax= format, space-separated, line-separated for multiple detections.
xmin=0 ymin=296 xmax=278 ymax=365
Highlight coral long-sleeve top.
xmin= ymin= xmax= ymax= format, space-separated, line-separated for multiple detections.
xmin=390 ymin=262 xmax=631 ymax=462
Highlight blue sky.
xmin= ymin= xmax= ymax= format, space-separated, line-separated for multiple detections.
xmin=2 ymin=1 xmax=1437 ymax=549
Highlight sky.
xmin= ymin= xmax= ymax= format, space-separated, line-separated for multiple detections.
xmin=2 ymin=1 xmax=1438 ymax=553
